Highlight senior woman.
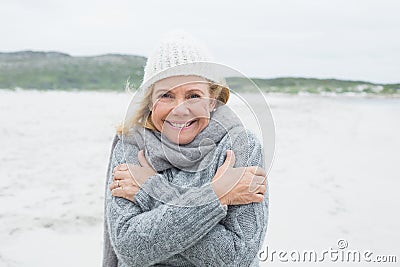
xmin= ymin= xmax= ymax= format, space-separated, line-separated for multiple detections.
xmin=103 ymin=33 xmax=269 ymax=267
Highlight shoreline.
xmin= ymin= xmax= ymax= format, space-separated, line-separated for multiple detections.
xmin=1 ymin=87 xmax=400 ymax=99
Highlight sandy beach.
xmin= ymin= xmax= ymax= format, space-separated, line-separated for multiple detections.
xmin=0 ymin=90 xmax=399 ymax=266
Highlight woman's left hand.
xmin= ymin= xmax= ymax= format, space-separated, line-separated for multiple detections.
xmin=109 ymin=150 xmax=156 ymax=202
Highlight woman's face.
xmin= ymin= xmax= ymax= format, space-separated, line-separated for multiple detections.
xmin=151 ymin=75 xmax=216 ymax=145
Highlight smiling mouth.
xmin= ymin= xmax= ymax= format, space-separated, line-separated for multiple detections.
xmin=164 ymin=119 xmax=197 ymax=129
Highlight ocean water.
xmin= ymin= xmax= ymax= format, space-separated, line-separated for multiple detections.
xmin=0 ymin=90 xmax=399 ymax=266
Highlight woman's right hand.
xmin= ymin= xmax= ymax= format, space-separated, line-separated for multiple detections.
xmin=211 ymin=150 xmax=267 ymax=206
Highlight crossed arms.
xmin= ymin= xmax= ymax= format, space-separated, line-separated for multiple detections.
xmin=103 ymin=131 xmax=269 ymax=267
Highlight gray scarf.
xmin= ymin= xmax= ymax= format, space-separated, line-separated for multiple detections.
xmin=117 ymin=104 xmax=243 ymax=173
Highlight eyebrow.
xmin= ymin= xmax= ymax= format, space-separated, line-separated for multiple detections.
xmin=154 ymin=88 xmax=205 ymax=94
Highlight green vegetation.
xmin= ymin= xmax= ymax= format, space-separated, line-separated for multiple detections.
xmin=1 ymin=51 xmax=399 ymax=95
xmin=227 ymin=77 xmax=400 ymax=95
xmin=0 ymin=51 xmax=146 ymax=91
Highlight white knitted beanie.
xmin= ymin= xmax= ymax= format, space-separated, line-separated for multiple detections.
xmin=136 ymin=31 xmax=228 ymax=95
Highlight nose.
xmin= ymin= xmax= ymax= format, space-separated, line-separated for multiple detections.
xmin=170 ymin=98 xmax=190 ymax=116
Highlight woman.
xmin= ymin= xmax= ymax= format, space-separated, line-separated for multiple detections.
xmin=103 ymin=33 xmax=269 ymax=267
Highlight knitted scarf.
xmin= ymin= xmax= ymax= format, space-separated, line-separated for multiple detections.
xmin=117 ymin=104 xmax=244 ymax=173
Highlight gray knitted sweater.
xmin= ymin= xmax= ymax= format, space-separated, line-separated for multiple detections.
xmin=102 ymin=125 xmax=269 ymax=266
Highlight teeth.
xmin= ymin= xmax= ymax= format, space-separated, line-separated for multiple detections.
xmin=169 ymin=121 xmax=192 ymax=128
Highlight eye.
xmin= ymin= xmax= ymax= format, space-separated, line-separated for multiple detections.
xmin=188 ymin=94 xmax=201 ymax=99
xmin=159 ymin=93 xmax=173 ymax=98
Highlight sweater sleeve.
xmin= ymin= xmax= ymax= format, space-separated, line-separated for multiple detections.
xmin=102 ymin=135 xmax=119 ymax=267
xmin=105 ymin=139 xmax=229 ymax=267
xmin=134 ymin=130 xmax=269 ymax=266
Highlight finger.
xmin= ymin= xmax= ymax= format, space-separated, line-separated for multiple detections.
xmin=109 ymin=181 xmax=117 ymax=191
xmin=114 ymin=172 xmax=141 ymax=187
xmin=251 ymin=175 xmax=267 ymax=185
xmin=228 ymin=150 xmax=236 ymax=167
xmin=109 ymin=180 xmax=125 ymax=190
xmin=111 ymin=187 xmax=124 ymax=197
xmin=247 ymin=166 xmax=266 ymax=177
xmin=113 ymin=165 xmax=118 ymax=173
xmin=247 ymin=173 xmax=267 ymax=191
xmin=251 ymin=166 xmax=266 ymax=177
xmin=242 ymin=171 xmax=263 ymax=183
xmin=112 ymin=186 xmax=140 ymax=202
xmin=253 ymin=193 xmax=265 ymax=203
xmin=113 ymin=170 xmax=133 ymax=180
xmin=138 ymin=150 xmax=154 ymax=169
xmin=222 ymin=150 xmax=236 ymax=168
xmin=113 ymin=164 xmax=128 ymax=173
xmin=255 ymin=185 xmax=267 ymax=194
xmin=248 ymin=182 xmax=264 ymax=193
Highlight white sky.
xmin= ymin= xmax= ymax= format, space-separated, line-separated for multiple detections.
xmin=1 ymin=0 xmax=399 ymax=83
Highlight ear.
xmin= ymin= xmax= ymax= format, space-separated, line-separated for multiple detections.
xmin=148 ymin=101 xmax=154 ymax=111
xmin=209 ymin=97 xmax=217 ymax=110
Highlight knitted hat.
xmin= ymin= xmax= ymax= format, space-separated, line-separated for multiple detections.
xmin=135 ymin=31 xmax=230 ymax=103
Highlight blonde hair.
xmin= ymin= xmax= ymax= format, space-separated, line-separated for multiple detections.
xmin=116 ymin=82 xmax=230 ymax=135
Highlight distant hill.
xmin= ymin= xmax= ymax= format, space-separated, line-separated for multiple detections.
xmin=228 ymin=77 xmax=400 ymax=94
xmin=0 ymin=51 xmax=146 ymax=90
xmin=0 ymin=51 xmax=399 ymax=94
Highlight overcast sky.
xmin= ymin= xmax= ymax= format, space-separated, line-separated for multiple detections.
xmin=1 ymin=0 xmax=399 ymax=83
